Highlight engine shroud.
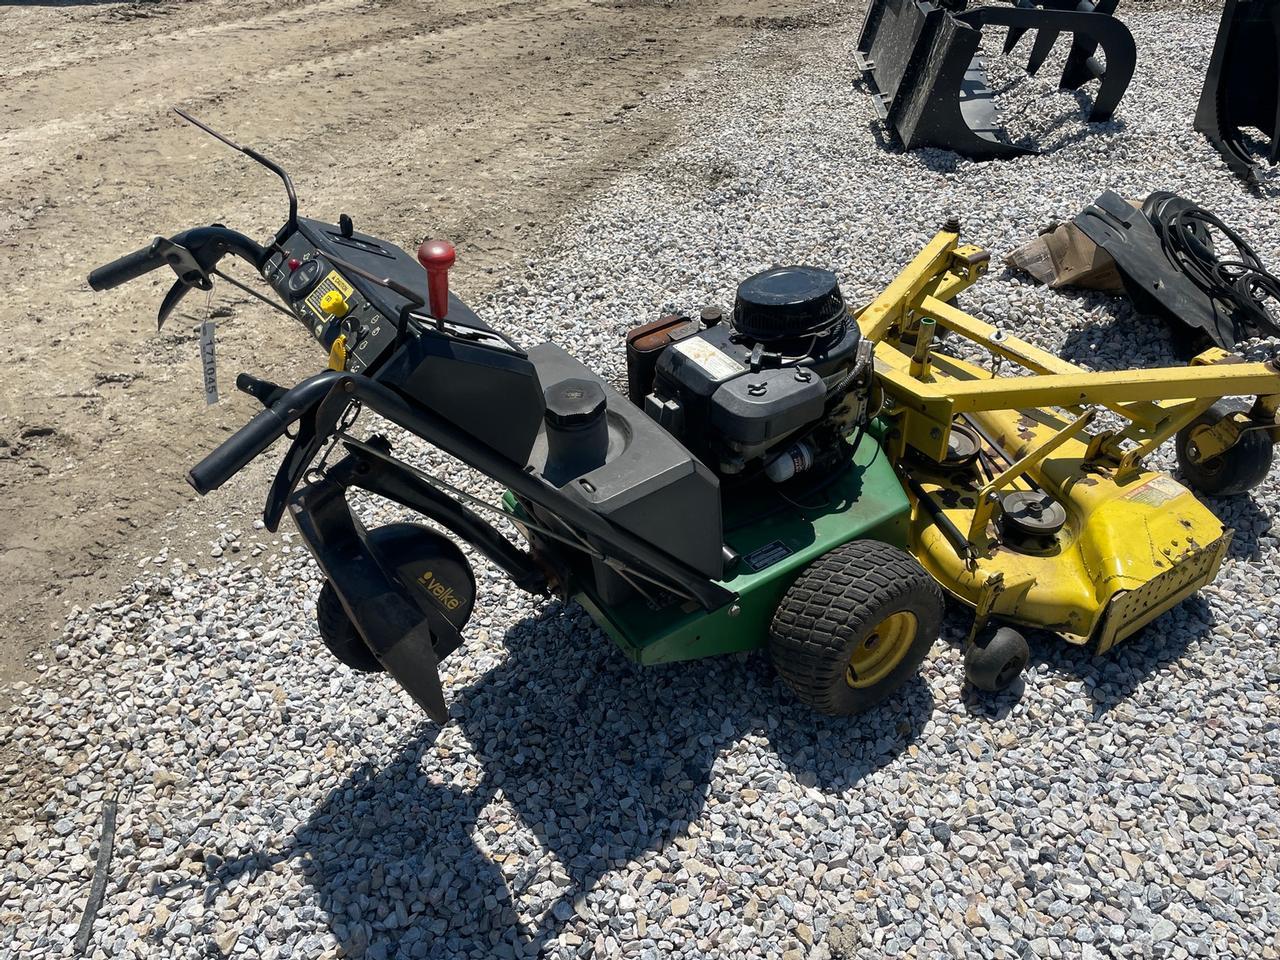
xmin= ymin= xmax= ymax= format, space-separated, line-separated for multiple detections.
xmin=640 ymin=266 xmax=867 ymax=475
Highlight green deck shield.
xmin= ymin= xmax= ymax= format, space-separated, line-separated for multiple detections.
xmin=506 ymin=438 xmax=909 ymax=665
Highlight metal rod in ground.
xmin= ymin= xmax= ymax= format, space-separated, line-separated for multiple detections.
xmin=74 ymin=790 xmax=120 ymax=956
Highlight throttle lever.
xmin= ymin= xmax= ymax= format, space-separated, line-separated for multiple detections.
xmin=157 ymin=279 xmax=194 ymax=330
xmin=152 ymin=236 xmax=214 ymax=330
xmin=417 ymin=240 xmax=455 ymax=320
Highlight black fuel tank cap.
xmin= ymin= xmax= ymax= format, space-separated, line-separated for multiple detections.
xmin=732 ymin=266 xmax=845 ymax=341
xmin=544 ymin=378 xmax=607 ymax=428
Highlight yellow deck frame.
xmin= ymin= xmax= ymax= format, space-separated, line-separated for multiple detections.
xmin=857 ymin=227 xmax=1280 ymax=652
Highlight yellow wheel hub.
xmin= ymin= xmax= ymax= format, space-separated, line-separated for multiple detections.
xmin=846 ymin=610 xmax=918 ymax=689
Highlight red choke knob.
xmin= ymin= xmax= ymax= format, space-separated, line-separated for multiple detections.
xmin=417 ymin=239 xmax=456 ymax=319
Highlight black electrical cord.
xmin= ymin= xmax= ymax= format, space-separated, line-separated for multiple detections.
xmin=1144 ymin=191 xmax=1280 ymax=341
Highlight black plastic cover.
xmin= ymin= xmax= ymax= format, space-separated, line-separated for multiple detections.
xmin=378 ymin=327 xmax=546 ymax=466
xmin=732 ymin=267 xmax=846 ymax=341
xmin=711 ymin=370 xmax=827 ymax=443
xmin=526 ymin=343 xmax=724 ymax=580
xmin=1075 ymin=190 xmax=1247 ymax=351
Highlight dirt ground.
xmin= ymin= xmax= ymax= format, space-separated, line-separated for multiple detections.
xmin=0 ymin=0 xmax=828 ymax=698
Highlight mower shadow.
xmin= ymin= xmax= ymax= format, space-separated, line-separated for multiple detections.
xmin=207 ymin=600 xmax=933 ymax=958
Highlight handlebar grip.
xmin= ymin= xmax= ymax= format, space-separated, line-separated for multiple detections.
xmin=186 ymin=407 xmax=290 ymax=495
xmin=88 ymin=239 xmax=166 ymax=291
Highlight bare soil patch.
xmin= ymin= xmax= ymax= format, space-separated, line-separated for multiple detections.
xmin=0 ymin=0 xmax=831 ymax=699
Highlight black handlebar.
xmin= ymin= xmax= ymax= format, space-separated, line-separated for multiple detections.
xmin=89 ymin=222 xmax=305 ymax=493
xmin=187 ymin=407 xmax=291 ymax=495
xmin=88 ymin=226 xmax=269 ymax=293
xmin=186 ymin=371 xmax=345 ymax=495
xmin=88 ymin=239 xmax=167 ymax=291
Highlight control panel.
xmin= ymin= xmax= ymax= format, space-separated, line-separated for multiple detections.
xmin=263 ymin=223 xmax=402 ymax=375
xmin=263 ymin=216 xmax=510 ymax=377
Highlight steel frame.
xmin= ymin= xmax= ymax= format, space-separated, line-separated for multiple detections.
xmin=858 ymin=226 xmax=1280 ymax=478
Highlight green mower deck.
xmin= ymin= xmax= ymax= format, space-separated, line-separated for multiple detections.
xmin=507 ymin=436 xmax=909 ymax=665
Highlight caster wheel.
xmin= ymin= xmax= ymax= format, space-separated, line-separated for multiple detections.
xmin=964 ymin=626 xmax=1029 ymax=692
xmin=1176 ymin=400 xmax=1273 ymax=497
xmin=316 ymin=581 xmax=383 ymax=673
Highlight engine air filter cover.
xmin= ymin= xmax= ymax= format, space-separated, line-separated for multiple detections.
xmin=732 ymin=266 xmax=846 ymax=342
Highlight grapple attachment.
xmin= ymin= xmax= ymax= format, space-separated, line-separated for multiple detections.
xmin=1195 ymin=0 xmax=1280 ymax=185
xmin=854 ymin=0 xmax=1135 ymax=158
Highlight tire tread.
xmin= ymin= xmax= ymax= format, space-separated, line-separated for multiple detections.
xmin=769 ymin=540 xmax=942 ymax=715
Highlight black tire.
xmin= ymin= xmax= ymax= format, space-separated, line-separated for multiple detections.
xmin=963 ymin=625 xmax=1029 ymax=692
xmin=769 ymin=540 xmax=943 ymax=715
xmin=316 ymin=581 xmax=384 ymax=673
xmin=1176 ymin=399 xmax=1274 ymax=497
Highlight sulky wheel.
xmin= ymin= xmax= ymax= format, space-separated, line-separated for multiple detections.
xmin=1176 ymin=399 xmax=1274 ymax=497
xmin=963 ymin=625 xmax=1029 ymax=693
xmin=769 ymin=540 xmax=943 ymax=715
xmin=316 ymin=581 xmax=384 ymax=673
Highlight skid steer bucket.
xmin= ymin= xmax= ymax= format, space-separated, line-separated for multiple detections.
xmin=1195 ymin=0 xmax=1280 ymax=185
xmin=854 ymin=0 xmax=1135 ymax=158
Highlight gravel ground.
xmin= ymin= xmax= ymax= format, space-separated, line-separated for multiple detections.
xmin=4 ymin=6 xmax=1280 ymax=960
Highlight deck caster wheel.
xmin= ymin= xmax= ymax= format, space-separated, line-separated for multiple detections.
xmin=1176 ymin=400 xmax=1274 ymax=497
xmin=964 ymin=626 xmax=1029 ymax=692
xmin=769 ymin=540 xmax=943 ymax=715
xmin=316 ymin=581 xmax=384 ymax=673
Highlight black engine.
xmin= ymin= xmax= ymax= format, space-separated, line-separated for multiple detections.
xmin=626 ymin=266 xmax=874 ymax=480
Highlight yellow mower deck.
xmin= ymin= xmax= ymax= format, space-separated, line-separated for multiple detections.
xmin=858 ymin=227 xmax=1280 ymax=652
xmin=897 ymin=376 xmax=1233 ymax=652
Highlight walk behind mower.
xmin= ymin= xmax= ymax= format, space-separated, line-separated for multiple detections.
xmin=90 ymin=112 xmax=947 ymax=721
xmin=90 ymin=112 xmax=1280 ymax=720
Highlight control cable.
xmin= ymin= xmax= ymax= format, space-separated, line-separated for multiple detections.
xmin=1144 ymin=191 xmax=1280 ymax=341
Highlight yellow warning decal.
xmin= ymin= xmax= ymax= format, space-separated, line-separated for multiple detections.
xmin=1123 ymin=474 xmax=1186 ymax=508
xmin=304 ymin=270 xmax=355 ymax=318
